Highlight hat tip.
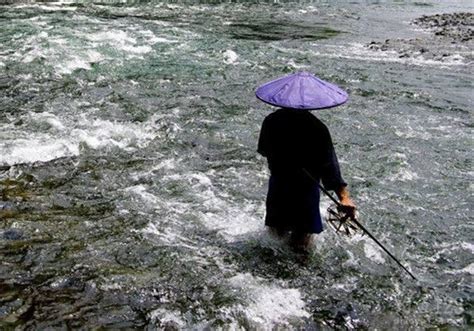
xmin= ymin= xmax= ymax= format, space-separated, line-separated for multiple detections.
xmin=297 ymin=71 xmax=312 ymax=77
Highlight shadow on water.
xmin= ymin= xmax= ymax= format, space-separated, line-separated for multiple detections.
xmin=228 ymin=21 xmax=341 ymax=41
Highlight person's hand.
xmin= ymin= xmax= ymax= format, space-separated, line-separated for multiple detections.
xmin=339 ymin=196 xmax=356 ymax=219
xmin=335 ymin=186 xmax=356 ymax=218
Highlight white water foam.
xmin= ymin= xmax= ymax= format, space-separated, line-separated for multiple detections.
xmin=459 ymin=242 xmax=474 ymax=253
xmin=136 ymin=185 xmax=311 ymax=327
xmin=148 ymin=308 xmax=186 ymax=329
xmin=363 ymin=241 xmax=386 ymax=264
xmin=125 ymin=184 xmax=190 ymax=214
xmin=273 ymin=43 xmax=468 ymax=67
xmin=143 ymin=222 xmax=199 ymax=251
xmin=323 ymin=43 xmax=468 ymax=67
xmin=223 ymin=49 xmax=239 ymax=64
xmin=387 ymin=168 xmax=419 ymax=182
xmin=445 ymin=263 xmax=474 ymax=275
xmin=0 ymin=112 xmax=158 ymax=166
xmin=11 ymin=16 xmax=171 ymax=76
xmin=226 ymin=273 xmax=310 ymax=328
xmin=349 ymin=235 xmax=386 ymax=264
xmin=29 ymin=112 xmax=66 ymax=131
xmin=385 ymin=152 xmax=419 ymax=182
xmin=287 ymin=59 xmax=310 ymax=70
xmin=126 ymin=183 xmax=204 ymax=251
xmin=58 ymin=50 xmax=105 ymax=74
xmin=130 ymin=169 xmax=267 ymax=272
xmin=394 ymin=124 xmax=433 ymax=140
xmin=127 ymin=158 xmax=177 ymax=183
xmin=426 ymin=242 xmax=474 ymax=263
xmin=143 ymin=169 xmax=266 ymax=242
xmin=18 ymin=30 xmax=105 ymax=74
xmin=0 ymin=137 xmax=78 ymax=166
xmin=72 ymin=117 xmax=156 ymax=150
xmin=138 ymin=30 xmax=179 ymax=44
xmin=125 ymin=185 xmax=161 ymax=206
xmin=200 ymin=200 xmax=263 ymax=242
xmin=99 ymin=282 xmax=123 ymax=291
xmin=13 ymin=3 xmax=78 ymax=12
xmin=87 ymin=30 xmax=152 ymax=56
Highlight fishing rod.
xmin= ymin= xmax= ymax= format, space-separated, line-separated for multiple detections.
xmin=303 ymin=169 xmax=417 ymax=280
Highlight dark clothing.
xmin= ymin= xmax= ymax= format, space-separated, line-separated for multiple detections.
xmin=258 ymin=108 xmax=346 ymax=233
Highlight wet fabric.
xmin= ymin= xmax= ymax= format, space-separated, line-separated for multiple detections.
xmin=255 ymin=72 xmax=348 ymax=110
xmin=258 ymin=108 xmax=346 ymax=233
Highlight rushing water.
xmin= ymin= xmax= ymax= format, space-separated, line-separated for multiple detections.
xmin=0 ymin=1 xmax=472 ymax=329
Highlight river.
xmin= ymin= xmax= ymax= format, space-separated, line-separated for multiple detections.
xmin=0 ymin=1 xmax=472 ymax=329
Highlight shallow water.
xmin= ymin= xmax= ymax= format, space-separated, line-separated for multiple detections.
xmin=0 ymin=1 xmax=473 ymax=329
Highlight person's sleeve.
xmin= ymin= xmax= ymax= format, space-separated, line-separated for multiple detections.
xmin=257 ymin=119 xmax=269 ymax=157
xmin=320 ymin=131 xmax=347 ymax=191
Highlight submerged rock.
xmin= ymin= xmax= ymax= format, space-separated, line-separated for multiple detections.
xmin=0 ymin=201 xmax=15 ymax=211
xmin=3 ymin=228 xmax=24 ymax=240
xmin=1 ymin=297 xmax=34 ymax=325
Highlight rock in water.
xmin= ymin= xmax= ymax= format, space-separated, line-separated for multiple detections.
xmin=413 ymin=12 xmax=474 ymax=42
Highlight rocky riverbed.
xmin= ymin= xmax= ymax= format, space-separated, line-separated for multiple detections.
xmin=366 ymin=12 xmax=473 ymax=64
xmin=413 ymin=12 xmax=473 ymax=42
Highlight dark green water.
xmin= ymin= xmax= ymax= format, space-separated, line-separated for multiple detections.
xmin=1 ymin=1 xmax=472 ymax=329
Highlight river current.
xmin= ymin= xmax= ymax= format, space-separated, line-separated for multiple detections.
xmin=0 ymin=1 xmax=472 ymax=329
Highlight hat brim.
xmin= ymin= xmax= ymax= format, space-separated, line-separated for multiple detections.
xmin=255 ymin=72 xmax=349 ymax=110
xmin=255 ymin=92 xmax=349 ymax=110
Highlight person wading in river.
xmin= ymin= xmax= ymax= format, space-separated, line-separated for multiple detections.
xmin=256 ymin=72 xmax=356 ymax=252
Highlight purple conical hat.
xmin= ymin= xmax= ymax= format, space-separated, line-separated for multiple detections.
xmin=255 ymin=72 xmax=348 ymax=110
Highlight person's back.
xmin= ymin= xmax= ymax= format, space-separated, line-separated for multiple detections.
xmin=255 ymin=72 xmax=355 ymax=252
xmin=258 ymin=108 xmax=341 ymax=188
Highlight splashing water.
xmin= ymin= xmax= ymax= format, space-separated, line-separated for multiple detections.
xmin=1 ymin=1 xmax=472 ymax=329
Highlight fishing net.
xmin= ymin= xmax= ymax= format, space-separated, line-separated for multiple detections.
xmin=326 ymin=204 xmax=361 ymax=237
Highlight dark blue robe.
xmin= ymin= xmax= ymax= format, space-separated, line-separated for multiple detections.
xmin=257 ymin=108 xmax=346 ymax=233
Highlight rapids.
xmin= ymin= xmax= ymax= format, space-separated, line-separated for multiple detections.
xmin=1 ymin=1 xmax=472 ymax=329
